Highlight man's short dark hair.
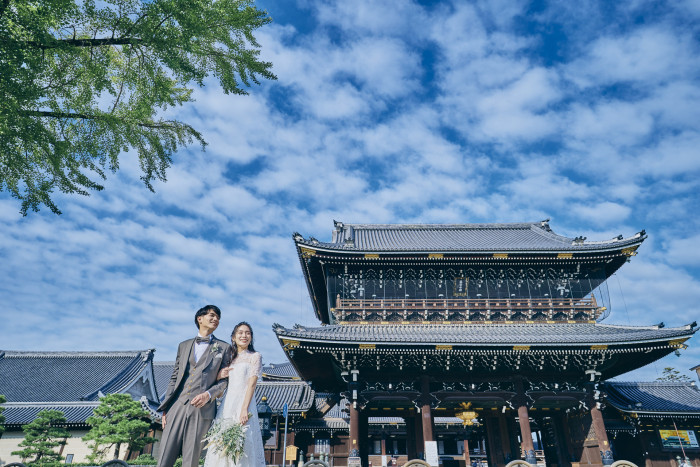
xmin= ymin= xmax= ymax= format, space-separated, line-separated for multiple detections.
xmin=194 ymin=305 xmax=221 ymax=327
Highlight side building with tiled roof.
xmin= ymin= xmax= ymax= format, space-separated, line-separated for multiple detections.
xmin=0 ymin=350 xmax=161 ymax=465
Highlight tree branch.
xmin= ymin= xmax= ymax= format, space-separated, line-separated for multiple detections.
xmin=24 ymin=110 xmax=184 ymax=131
xmin=27 ymin=37 xmax=143 ymax=49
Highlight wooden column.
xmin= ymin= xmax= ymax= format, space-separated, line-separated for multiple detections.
xmin=350 ymin=402 xmax=360 ymax=457
xmin=591 ymin=404 xmax=613 ymax=465
xmin=485 ymin=414 xmax=505 ymax=467
xmin=420 ymin=376 xmax=434 ymax=445
xmin=415 ymin=411 xmax=425 ymax=459
xmin=518 ymin=405 xmax=537 ymax=464
xmin=559 ymin=413 xmax=574 ymax=466
xmin=463 ymin=439 xmax=471 ymax=466
xmin=406 ymin=416 xmax=417 ymax=460
xmin=498 ymin=411 xmax=512 ymax=462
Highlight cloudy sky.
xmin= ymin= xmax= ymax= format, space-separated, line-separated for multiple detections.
xmin=2 ymin=0 xmax=700 ymax=382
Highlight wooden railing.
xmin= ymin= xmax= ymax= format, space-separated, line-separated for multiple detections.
xmin=331 ymin=296 xmax=603 ymax=323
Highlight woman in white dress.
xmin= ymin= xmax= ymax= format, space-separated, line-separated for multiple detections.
xmin=204 ymin=321 xmax=265 ymax=467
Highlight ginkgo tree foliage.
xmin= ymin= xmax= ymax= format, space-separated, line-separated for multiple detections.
xmin=0 ymin=0 xmax=276 ymax=215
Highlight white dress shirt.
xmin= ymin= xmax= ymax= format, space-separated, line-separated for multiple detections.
xmin=194 ymin=334 xmax=212 ymax=363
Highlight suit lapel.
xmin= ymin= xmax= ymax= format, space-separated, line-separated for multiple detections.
xmin=182 ymin=338 xmax=196 ymax=371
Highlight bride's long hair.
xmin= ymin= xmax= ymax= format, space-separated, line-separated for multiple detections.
xmin=230 ymin=321 xmax=256 ymax=361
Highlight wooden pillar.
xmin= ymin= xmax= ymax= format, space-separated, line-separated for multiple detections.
xmin=498 ymin=411 xmax=512 ymax=462
xmin=463 ymin=439 xmax=471 ymax=466
xmin=406 ymin=416 xmax=417 ymax=460
xmin=381 ymin=436 xmax=387 ymax=456
xmin=485 ymin=414 xmax=505 ymax=467
xmin=360 ymin=411 xmax=370 ymax=467
xmin=559 ymin=413 xmax=574 ymax=465
xmin=421 ymin=376 xmax=434 ymax=445
xmin=350 ymin=402 xmax=360 ymax=457
xmin=518 ymin=405 xmax=537 ymax=464
xmin=415 ymin=411 xmax=425 ymax=459
xmin=591 ymin=405 xmax=613 ymax=465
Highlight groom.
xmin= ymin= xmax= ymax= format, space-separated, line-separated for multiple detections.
xmin=157 ymin=305 xmax=232 ymax=467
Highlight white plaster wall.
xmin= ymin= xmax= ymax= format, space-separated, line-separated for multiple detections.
xmin=0 ymin=431 xmax=25 ymax=465
xmin=62 ymin=429 xmax=93 ymax=462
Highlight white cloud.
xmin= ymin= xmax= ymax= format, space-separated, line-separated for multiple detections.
xmin=567 ymin=27 xmax=696 ymax=87
xmin=2 ymin=0 xmax=700 ymax=385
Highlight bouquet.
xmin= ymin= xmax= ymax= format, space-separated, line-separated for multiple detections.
xmin=203 ymin=415 xmax=251 ymax=462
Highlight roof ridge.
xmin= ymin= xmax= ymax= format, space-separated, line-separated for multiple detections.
xmin=2 ymin=350 xmax=148 ymax=358
xmin=2 ymin=401 xmax=101 ymax=407
xmin=344 ymin=222 xmax=538 ymax=230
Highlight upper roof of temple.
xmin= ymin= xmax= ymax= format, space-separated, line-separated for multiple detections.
xmin=293 ymin=220 xmax=646 ymax=254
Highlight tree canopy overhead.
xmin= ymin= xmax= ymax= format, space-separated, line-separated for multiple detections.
xmin=0 ymin=0 xmax=276 ymax=215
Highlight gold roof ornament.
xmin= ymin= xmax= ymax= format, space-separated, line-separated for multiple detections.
xmin=455 ymin=402 xmax=478 ymax=426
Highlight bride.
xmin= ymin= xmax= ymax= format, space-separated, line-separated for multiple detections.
xmin=204 ymin=322 xmax=266 ymax=467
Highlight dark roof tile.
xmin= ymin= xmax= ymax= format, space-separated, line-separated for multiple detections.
xmin=273 ymin=323 xmax=695 ymax=346
xmin=0 ymin=350 xmax=154 ymax=403
xmin=298 ymin=222 xmax=645 ymax=253
xmin=605 ymin=382 xmax=700 ymax=414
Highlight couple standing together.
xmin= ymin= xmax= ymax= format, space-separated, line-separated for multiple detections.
xmin=156 ymin=305 xmax=265 ymax=467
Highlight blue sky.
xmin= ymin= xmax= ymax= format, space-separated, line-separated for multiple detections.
xmin=2 ymin=0 xmax=700 ymax=382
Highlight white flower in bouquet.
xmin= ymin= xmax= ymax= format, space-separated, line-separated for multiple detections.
xmin=203 ymin=414 xmax=251 ymax=462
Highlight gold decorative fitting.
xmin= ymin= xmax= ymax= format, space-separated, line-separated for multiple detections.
xmin=622 ymin=246 xmax=639 ymax=256
xmin=436 ymin=345 xmax=453 ymax=350
xmin=359 ymin=344 xmax=376 ymax=349
xmin=455 ymin=410 xmax=479 ymax=426
xmin=669 ymin=338 xmax=689 ymax=347
xmin=591 ymin=344 xmax=608 ymax=350
xmin=364 ymin=254 xmax=380 ymax=259
xmin=282 ymin=339 xmax=300 ymax=349
xmin=428 ymin=253 xmax=444 ymax=259
xmin=300 ymin=247 xmax=317 ymax=258
xmin=513 ymin=345 xmax=530 ymax=351
xmin=493 ymin=253 xmax=508 ymax=259
xmin=558 ymin=253 xmax=573 ymax=259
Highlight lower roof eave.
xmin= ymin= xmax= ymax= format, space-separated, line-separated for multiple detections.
xmin=276 ymin=336 xmax=687 ymax=349
xmin=630 ymin=411 xmax=700 ymax=417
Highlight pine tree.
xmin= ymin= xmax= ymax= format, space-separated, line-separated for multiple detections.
xmin=656 ymin=367 xmax=693 ymax=382
xmin=11 ymin=409 xmax=70 ymax=466
xmin=83 ymin=393 xmax=157 ymax=462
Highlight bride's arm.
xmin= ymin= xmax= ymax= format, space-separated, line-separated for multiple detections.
xmin=239 ymin=353 xmax=262 ymax=424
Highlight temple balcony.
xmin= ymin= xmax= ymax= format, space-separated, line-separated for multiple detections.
xmin=330 ymin=296 xmax=605 ymax=323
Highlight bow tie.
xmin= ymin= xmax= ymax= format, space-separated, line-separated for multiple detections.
xmin=195 ymin=336 xmax=211 ymax=345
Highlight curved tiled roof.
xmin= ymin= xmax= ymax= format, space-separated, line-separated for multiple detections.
xmin=315 ymin=393 xmax=348 ymax=418
xmin=274 ymin=322 xmax=696 ymax=346
xmin=263 ymin=361 xmax=301 ymax=380
xmin=295 ymin=221 xmax=645 ymax=254
xmin=605 ymin=381 xmax=700 ymax=414
xmin=0 ymin=350 xmax=155 ymax=402
xmin=1 ymin=402 xmax=99 ymax=426
xmin=255 ymin=381 xmax=315 ymax=412
xmin=153 ymin=361 xmax=176 ymax=400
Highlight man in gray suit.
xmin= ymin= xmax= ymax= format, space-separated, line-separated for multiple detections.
xmin=157 ymin=305 xmax=232 ymax=467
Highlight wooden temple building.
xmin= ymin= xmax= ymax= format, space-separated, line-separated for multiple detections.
xmin=271 ymin=220 xmax=699 ymax=467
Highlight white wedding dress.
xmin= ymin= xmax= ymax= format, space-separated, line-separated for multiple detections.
xmin=204 ymin=350 xmax=266 ymax=467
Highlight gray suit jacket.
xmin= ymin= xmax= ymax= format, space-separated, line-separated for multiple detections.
xmin=158 ymin=336 xmax=231 ymax=419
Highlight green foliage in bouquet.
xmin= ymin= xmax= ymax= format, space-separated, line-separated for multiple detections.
xmin=203 ymin=414 xmax=251 ymax=462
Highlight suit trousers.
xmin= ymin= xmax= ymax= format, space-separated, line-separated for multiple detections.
xmin=157 ymin=399 xmax=213 ymax=467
